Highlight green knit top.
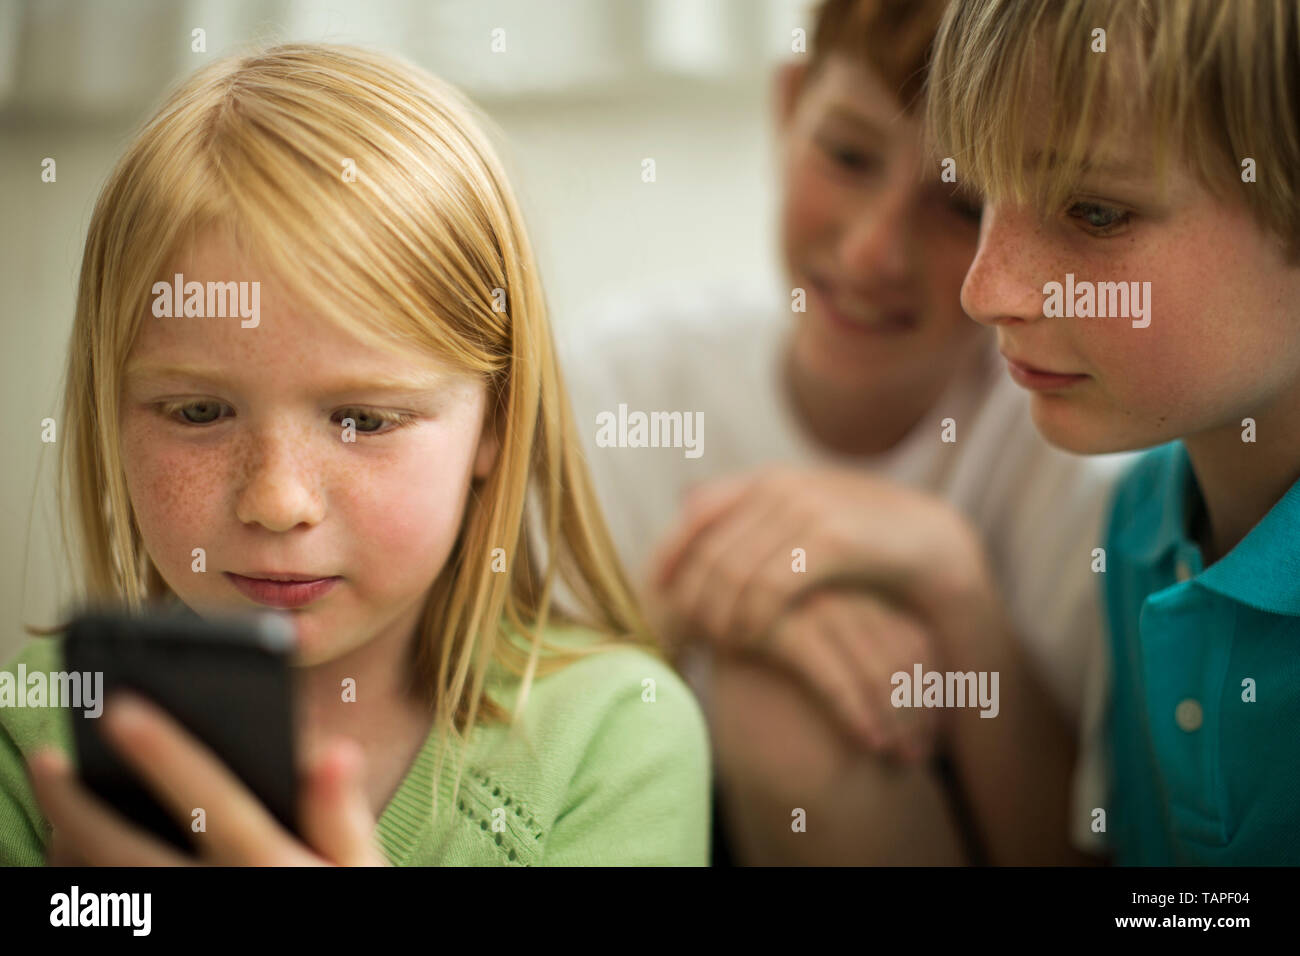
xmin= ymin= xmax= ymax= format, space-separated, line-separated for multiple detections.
xmin=0 ymin=628 xmax=710 ymax=866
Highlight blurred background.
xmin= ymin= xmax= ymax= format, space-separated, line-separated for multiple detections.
xmin=0 ymin=0 xmax=808 ymax=652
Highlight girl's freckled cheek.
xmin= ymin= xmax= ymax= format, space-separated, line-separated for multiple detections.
xmin=122 ymin=424 xmax=228 ymax=556
xmin=349 ymin=440 xmax=473 ymax=558
xmin=329 ymin=458 xmax=373 ymax=504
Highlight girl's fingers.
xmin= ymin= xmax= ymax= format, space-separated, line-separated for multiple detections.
xmin=299 ymin=740 xmax=386 ymax=866
xmin=46 ymin=814 xmax=91 ymax=867
xmin=34 ymin=712 xmax=382 ymax=867
xmin=28 ymin=749 xmax=191 ymax=867
xmin=99 ymin=693 xmax=302 ymax=865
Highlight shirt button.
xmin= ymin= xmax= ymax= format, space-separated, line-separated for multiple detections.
xmin=1175 ymin=559 xmax=1193 ymax=582
xmin=1175 ymin=698 xmax=1203 ymax=732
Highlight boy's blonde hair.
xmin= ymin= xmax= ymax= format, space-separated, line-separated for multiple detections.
xmin=925 ymin=0 xmax=1300 ymax=257
xmin=54 ymin=43 xmax=651 ymax=809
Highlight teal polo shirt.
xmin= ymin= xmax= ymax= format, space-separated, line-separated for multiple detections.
xmin=1102 ymin=441 xmax=1300 ymax=864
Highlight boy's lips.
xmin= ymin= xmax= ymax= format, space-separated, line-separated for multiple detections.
xmin=808 ymin=277 xmax=918 ymax=334
xmin=224 ymin=572 xmax=341 ymax=609
xmin=1001 ymin=352 xmax=1089 ymax=391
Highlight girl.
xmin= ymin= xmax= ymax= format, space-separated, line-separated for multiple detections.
xmin=0 ymin=43 xmax=709 ymax=866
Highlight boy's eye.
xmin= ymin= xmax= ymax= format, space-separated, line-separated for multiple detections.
xmin=947 ymin=194 xmax=982 ymax=223
xmin=920 ymin=185 xmax=981 ymax=225
xmin=816 ymin=136 xmax=882 ymax=174
xmin=1067 ymin=201 xmax=1131 ymax=235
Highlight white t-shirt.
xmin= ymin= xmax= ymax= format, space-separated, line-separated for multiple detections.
xmin=559 ymin=281 xmax=1126 ymax=854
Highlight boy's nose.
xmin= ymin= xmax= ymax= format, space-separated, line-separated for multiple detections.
xmin=961 ymin=201 xmax=1046 ymax=327
xmin=234 ymin=433 xmax=325 ymax=532
xmin=838 ymin=188 xmax=913 ymax=284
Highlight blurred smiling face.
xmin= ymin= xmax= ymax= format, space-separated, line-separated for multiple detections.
xmin=119 ymin=227 xmax=498 ymax=666
xmin=777 ymin=53 xmax=986 ymax=394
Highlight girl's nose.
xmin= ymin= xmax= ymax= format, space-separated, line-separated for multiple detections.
xmin=233 ymin=432 xmax=325 ymax=532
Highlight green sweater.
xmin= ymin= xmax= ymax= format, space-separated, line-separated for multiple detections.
xmin=0 ymin=630 xmax=711 ymax=866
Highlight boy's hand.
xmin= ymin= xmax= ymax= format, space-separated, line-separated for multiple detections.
xmin=735 ymin=589 xmax=942 ymax=763
xmin=649 ymin=465 xmax=989 ymax=652
xmin=29 ymin=692 xmax=387 ymax=866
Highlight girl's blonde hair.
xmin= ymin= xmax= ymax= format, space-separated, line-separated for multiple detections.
xmin=52 ymin=43 xmax=653 ymax=811
xmin=925 ymin=0 xmax=1300 ymax=258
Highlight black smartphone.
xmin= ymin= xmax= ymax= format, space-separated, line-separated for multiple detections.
xmin=63 ymin=605 xmax=299 ymax=854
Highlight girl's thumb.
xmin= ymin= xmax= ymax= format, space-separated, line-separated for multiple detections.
xmin=300 ymin=739 xmax=385 ymax=866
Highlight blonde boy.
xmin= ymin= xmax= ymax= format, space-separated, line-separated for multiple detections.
xmin=929 ymin=0 xmax=1300 ymax=863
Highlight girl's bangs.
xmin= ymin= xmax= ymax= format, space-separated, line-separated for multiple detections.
xmin=161 ymin=78 xmax=510 ymax=378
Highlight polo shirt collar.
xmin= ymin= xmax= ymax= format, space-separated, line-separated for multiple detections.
xmin=1114 ymin=440 xmax=1300 ymax=616
xmin=1113 ymin=441 xmax=1201 ymax=564
xmin=1199 ymin=470 xmax=1300 ymax=616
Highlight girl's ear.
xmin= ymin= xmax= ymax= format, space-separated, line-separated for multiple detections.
xmin=774 ymin=61 xmax=808 ymax=132
xmin=472 ymin=424 xmax=500 ymax=479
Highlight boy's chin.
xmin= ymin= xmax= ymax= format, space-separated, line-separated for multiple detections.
xmin=1028 ymin=396 xmax=1155 ymax=456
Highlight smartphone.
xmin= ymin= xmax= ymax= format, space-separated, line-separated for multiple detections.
xmin=63 ymin=605 xmax=299 ymax=854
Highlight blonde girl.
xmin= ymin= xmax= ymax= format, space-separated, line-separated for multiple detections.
xmin=0 ymin=43 xmax=709 ymax=867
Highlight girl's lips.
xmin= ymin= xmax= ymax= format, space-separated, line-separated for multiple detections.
xmin=1003 ymin=356 xmax=1089 ymax=391
xmin=224 ymin=572 xmax=340 ymax=609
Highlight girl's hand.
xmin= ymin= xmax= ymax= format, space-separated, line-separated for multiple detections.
xmin=648 ymin=465 xmax=991 ymax=653
xmin=29 ymin=692 xmax=387 ymax=866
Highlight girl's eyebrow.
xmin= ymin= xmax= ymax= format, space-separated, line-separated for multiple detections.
xmin=123 ymin=362 xmax=457 ymax=395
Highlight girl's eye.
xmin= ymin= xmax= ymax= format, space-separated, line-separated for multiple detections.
xmin=159 ymin=402 xmax=413 ymax=435
xmin=167 ymin=400 xmax=228 ymax=425
xmin=1067 ymin=201 xmax=1131 ymax=235
xmin=332 ymin=408 xmax=414 ymax=435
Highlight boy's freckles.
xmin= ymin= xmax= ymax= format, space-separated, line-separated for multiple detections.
xmin=990 ymin=164 xmax=1300 ymax=454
